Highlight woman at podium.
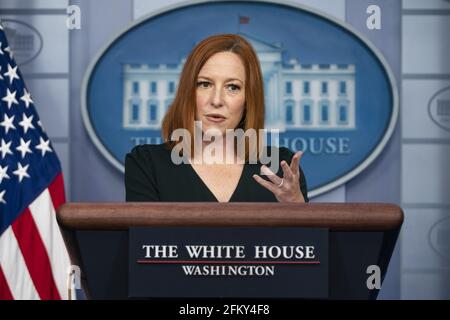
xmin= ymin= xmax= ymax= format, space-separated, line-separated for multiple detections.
xmin=125 ymin=34 xmax=308 ymax=203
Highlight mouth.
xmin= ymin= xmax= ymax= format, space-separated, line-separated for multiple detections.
xmin=205 ymin=114 xmax=227 ymax=123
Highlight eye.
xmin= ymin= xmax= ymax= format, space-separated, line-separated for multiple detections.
xmin=197 ymin=81 xmax=211 ymax=89
xmin=227 ymin=84 xmax=241 ymax=93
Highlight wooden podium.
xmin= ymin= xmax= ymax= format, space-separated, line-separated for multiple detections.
xmin=57 ymin=203 xmax=403 ymax=300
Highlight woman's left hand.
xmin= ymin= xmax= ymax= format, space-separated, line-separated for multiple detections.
xmin=252 ymin=151 xmax=305 ymax=203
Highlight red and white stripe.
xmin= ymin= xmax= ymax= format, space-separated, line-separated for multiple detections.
xmin=0 ymin=174 xmax=72 ymax=300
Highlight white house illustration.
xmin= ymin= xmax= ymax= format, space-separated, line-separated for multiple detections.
xmin=122 ymin=33 xmax=355 ymax=131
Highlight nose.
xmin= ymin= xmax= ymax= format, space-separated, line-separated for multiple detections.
xmin=210 ymin=87 xmax=224 ymax=108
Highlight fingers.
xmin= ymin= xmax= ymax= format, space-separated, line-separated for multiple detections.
xmin=260 ymin=165 xmax=282 ymax=185
xmin=290 ymin=151 xmax=303 ymax=176
xmin=280 ymin=160 xmax=294 ymax=181
xmin=252 ymin=174 xmax=278 ymax=194
xmin=255 ymin=151 xmax=304 ymax=195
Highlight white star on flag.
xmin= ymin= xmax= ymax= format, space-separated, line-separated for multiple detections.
xmin=13 ymin=162 xmax=30 ymax=183
xmin=4 ymin=46 xmax=13 ymax=59
xmin=0 ymin=164 xmax=10 ymax=183
xmin=0 ymin=66 xmax=3 ymax=80
xmin=3 ymin=63 xmax=19 ymax=85
xmin=2 ymin=88 xmax=18 ymax=109
xmin=0 ymin=190 xmax=6 ymax=204
xmin=16 ymin=138 xmax=32 ymax=158
xmin=0 ymin=42 xmax=3 ymax=55
xmin=20 ymin=89 xmax=33 ymax=107
xmin=19 ymin=113 xmax=35 ymax=134
xmin=35 ymin=137 xmax=52 ymax=157
xmin=0 ymin=139 xmax=13 ymax=159
xmin=36 ymin=119 xmax=47 ymax=133
xmin=0 ymin=113 xmax=16 ymax=134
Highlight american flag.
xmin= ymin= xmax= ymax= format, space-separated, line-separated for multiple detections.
xmin=0 ymin=21 xmax=73 ymax=299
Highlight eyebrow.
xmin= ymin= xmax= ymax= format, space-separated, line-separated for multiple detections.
xmin=197 ymin=76 xmax=244 ymax=84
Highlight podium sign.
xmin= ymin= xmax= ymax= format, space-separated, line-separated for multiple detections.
xmin=129 ymin=227 xmax=329 ymax=298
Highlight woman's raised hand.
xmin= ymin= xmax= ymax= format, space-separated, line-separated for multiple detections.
xmin=252 ymin=151 xmax=305 ymax=203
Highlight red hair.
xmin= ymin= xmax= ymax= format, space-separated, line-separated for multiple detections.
xmin=161 ymin=34 xmax=265 ymax=161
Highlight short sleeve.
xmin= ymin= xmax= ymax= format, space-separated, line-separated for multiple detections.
xmin=279 ymin=147 xmax=309 ymax=203
xmin=124 ymin=145 xmax=160 ymax=201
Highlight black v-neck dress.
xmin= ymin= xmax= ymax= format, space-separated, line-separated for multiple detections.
xmin=124 ymin=143 xmax=309 ymax=202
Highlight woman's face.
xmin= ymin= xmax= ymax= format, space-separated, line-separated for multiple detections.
xmin=195 ymin=51 xmax=246 ymax=135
